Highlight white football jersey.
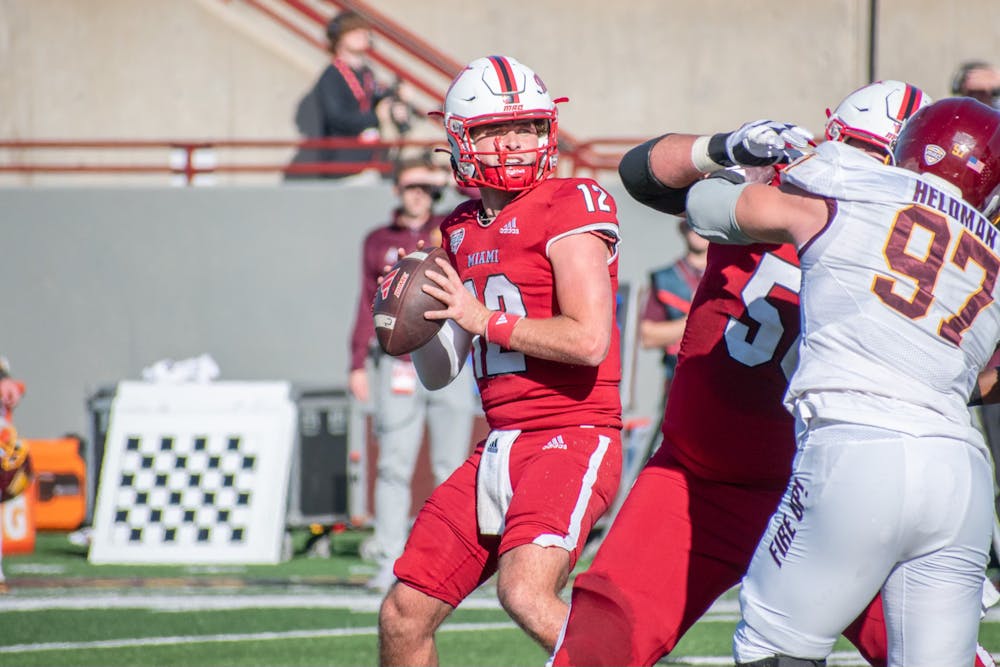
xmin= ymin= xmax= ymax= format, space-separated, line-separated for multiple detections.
xmin=781 ymin=141 xmax=1000 ymax=441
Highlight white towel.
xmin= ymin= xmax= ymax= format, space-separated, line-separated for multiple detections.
xmin=476 ymin=429 xmax=519 ymax=535
xmin=141 ymin=354 xmax=220 ymax=384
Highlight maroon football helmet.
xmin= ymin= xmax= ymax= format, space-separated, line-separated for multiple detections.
xmin=892 ymin=97 xmax=1000 ymax=221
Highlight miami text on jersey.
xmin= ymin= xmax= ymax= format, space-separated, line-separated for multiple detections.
xmin=467 ymin=249 xmax=499 ymax=267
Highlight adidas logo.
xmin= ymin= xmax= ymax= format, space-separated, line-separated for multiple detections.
xmin=542 ymin=435 xmax=566 ymax=450
xmin=499 ymin=218 xmax=519 ymax=234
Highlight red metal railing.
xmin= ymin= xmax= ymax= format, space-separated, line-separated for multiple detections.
xmin=0 ymin=137 xmax=436 ymax=183
xmin=0 ymin=1 xmax=638 ymax=184
xmin=0 ymin=136 xmax=640 ymax=184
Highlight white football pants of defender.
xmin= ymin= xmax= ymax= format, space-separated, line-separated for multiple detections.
xmin=370 ymin=355 xmax=477 ymax=568
xmin=734 ymin=420 xmax=994 ymax=666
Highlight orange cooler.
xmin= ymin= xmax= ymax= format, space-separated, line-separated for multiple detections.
xmin=26 ymin=438 xmax=87 ymax=531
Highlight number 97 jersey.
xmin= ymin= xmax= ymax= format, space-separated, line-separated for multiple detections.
xmin=440 ymin=177 xmax=623 ymax=432
xmin=782 ymin=141 xmax=1000 ymax=438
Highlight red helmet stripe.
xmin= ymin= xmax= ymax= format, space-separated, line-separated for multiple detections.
xmin=488 ymin=55 xmax=520 ymax=102
xmin=896 ymin=84 xmax=922 ymax=121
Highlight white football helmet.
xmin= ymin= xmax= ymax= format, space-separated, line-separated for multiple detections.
xmin=441 ymin=55 xmax=564 ymax=191
xmin=825 ymin=80 xmax=931 ymax=155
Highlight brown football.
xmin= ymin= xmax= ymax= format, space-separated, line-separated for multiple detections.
xmin=372 ymin=247 xmax=449 ymax=356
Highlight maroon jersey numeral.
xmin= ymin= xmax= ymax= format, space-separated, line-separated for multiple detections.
xmin=872 ymin=206 xmax=949 ymax=318
xmin=873 ymin=205 xmax=997 ymax=345
xmin=940 ymin=231 xmax=999 ymax=344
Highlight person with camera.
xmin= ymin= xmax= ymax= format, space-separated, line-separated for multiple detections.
xmin=348 ymin=156 xmax=477 ymax=593
xmin=308 ymin=11 xmax=413 ymax=180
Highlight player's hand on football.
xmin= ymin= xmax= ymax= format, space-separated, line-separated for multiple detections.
xmin=721 ymin=120 xmax=813 ymax=166
xmin=422 ymin=257 xmax=492 ymax=337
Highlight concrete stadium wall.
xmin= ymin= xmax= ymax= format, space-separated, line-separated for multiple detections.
xmin=0 ymin=184 xmax=683 ymax=440
xmin=2 ymin=0 xmax=998 ymax=169
xmin=1 ymin=0 xmax=998 ymax=436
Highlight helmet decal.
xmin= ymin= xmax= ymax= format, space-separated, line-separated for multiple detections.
xmin=487 ymin=56 xmax=521 ymax=103
xmin=924 ymin=145 xmax=946 ymax=165
xmin=894 ymin=83 xmax=925 ymax=122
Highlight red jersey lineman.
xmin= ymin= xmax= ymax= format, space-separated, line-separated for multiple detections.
xmin=377 ymin=56 xmax=622 ymax=666
xmin=554 ymin=83 xmax=996 ymax=667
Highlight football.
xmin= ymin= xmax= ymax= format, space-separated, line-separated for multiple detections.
xmin=372 ymin=247 xmax=449 ymax=356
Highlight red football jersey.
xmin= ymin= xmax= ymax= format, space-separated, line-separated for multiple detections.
xmin=663 ymin=242 xmax=801 ymax=487
xmin=440 ymin=177 xmax=622 ymax=432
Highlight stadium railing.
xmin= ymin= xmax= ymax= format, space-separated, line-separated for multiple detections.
xmin=0 ymin=0 xmax=640 ymax=184
xmin=0 ymin=136 xmax=640 ymax=184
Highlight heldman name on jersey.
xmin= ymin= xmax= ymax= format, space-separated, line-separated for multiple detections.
xmin=912 ymin=179 xmax=998 ymax=251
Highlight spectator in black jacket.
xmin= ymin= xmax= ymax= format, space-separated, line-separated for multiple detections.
xmin=292 ymin=11 xmax=412 ymax=181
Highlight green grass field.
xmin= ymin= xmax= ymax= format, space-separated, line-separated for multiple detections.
xmin=1 ymin=531 xmax=998 ymax=666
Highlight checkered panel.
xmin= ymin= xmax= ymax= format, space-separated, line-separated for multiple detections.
xmin=89 ymin=382 xmax=295 ymax=564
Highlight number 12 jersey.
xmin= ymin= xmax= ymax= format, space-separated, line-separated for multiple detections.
xmin=440 ymin=177 xmax=623 ymax=433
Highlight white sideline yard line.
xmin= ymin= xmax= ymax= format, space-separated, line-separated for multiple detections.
xmin=0 ymin=621 xmax=516 ymax=654
xmin=1 ymin=624 xmax=997 ymax=666
xmin=5 ymin=629 xmax=989 ymax=667
xmin=0 ymin=623 xmax=887 ymax=664
xmin=7 ymin=592 xmax=999 ymax=622
xmin=1 ymin=592 xmax=996 ymax=662
xmin=0 ymin=591 xmax=502 ymax=613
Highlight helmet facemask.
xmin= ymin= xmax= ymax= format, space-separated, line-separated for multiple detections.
xmin=440 ymin=55 xmax=564 ymax=192
xmin=446 ymin=115 xmax=558 ymax=191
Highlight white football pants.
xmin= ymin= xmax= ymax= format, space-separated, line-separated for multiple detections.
xmin=734 ymin=421 xmax=993 ymax=666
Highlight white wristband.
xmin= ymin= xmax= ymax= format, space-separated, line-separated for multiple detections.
xmin=691 ymin=135 xmax=726 ymax=173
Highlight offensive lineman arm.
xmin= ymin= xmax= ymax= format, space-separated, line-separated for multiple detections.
xmin=619 ymin=121 xmax=812 ymax=214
